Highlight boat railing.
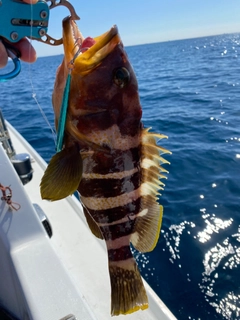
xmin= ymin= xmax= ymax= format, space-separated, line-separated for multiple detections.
xmin=0 ymin=109 xmax=33 ymax=185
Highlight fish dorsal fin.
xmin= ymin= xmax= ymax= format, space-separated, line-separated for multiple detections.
xmin=131 ymin=198 xmax=163 ymax=253
xmin=83 ymin=207 xmax=103 ymax=239
xmin=131 ymin=128 xmax=171 ymax=252
xmin=40 ymin=145 xmax=82 ymax=201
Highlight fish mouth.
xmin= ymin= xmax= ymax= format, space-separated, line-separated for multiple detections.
xmin=62 ymin=17 xmax=120 ymax=74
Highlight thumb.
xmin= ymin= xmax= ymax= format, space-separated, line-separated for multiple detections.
xmin=0 ymin=41 xmax=8 ymax=68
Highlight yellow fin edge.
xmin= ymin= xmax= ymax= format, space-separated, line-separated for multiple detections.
xmin=123 ymin=303 xmax=149 ymax=315
xmin=149 ymin=204 xmax=163 ymax=251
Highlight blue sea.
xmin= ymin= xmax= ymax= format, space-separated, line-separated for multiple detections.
xmin=1 ymin=33 xmax=240 ymax=320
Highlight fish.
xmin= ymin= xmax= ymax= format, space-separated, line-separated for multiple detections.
xmin=40 ymin=16 xmax=171 ymax=316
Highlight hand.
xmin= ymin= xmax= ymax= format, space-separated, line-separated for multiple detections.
xmin=0 ymin=0 xmax=38 ymax=68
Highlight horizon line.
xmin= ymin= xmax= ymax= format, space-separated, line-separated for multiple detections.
xmin=37 ymin=31 xmax=240 ymax=58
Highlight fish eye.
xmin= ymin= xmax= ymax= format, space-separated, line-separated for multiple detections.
xmin=113 ymin=67 xmax=130 ymax=88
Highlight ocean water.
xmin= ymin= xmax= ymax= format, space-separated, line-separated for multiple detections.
xmin=1 ymin=33 xmax=240 ymax=320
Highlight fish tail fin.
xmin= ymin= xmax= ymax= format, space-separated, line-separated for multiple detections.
xmin=109 ymin=258 xmax=148 ymax=316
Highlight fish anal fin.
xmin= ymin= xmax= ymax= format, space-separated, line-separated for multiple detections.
xmin=40 ymin=145 xmax=82 ymax=201
xmin=109 ymin=259 xmax=148 ymax=316
xmin=131 ymin=195 xmax=163 ymax=252
xmin=83 ymin=207 xmax=103 ymax=239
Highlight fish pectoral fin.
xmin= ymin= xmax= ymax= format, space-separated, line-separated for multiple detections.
xmin=83 ymin=207 xmax=103 ymax=239
xmin=40 ymin=145 xmax=82 ymax=201
xmin=131 ymin=197 xmax=163 ymax=253
xmin=109 ymin=259 xmax=148 ymax=316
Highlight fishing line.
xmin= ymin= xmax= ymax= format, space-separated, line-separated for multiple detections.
xmin=28 ymin=2 xmax=56 ymax=145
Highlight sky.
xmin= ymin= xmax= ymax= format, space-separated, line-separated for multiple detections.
xmin=32 ymin=0 xmax=240 ymax=57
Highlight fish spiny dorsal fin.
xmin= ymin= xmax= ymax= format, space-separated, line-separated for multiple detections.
xmin=131 ymin=128 xmax=171 ymax=253
xmin=142 ymin=144 xmax=170 ymax=164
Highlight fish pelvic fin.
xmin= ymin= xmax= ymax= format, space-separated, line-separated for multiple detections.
xmin=40 ymin=144 xmax=82 ymax=201
xmin=131 ymin=128 xmax=170 ymax=252
xmin=109 ymin=259 xmax=148 ymax=316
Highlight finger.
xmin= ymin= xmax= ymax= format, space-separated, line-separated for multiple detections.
xmin=22 ymin=0 xmax=38 ymax=4
xmin=14 ymin=38 xmax=37 ymax=63
xmin=0 ymin=41 xmax=8 ymax=68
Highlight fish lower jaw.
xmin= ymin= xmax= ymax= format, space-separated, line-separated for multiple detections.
xmin=70 ymin=19 xmax=84 ymax=47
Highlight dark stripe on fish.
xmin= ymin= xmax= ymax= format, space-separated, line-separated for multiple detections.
xmin=100 ymin=219 xmax=135 ymax=241
xmin=80 ymin=171 xmax=140 ymax=197
xmin=108 ymin=245 xmax=132 ymax=262
xmin=86 ymin=197 xmax=141 ymax=224
xmin=83 ymin=147 xmax=140 ymax=174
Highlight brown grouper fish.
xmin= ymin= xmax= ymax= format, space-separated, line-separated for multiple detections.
xmin=40 ymin=16 xmax=170 ymax=316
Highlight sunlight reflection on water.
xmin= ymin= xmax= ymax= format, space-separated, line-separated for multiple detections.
xmin=197 ymin=217 xmax=233 ymax=244
xmin=160 ymin=212 xmax=240 ymax=319
xmin=199 ymin=214 xmax=240 ymax=319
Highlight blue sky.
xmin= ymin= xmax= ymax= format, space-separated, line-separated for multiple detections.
xmin=33 ymin=0 xmax=240 ymax=57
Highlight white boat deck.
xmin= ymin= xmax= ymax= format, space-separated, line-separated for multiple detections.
xmin=0 ymin=121 xmax=177 ymax=320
